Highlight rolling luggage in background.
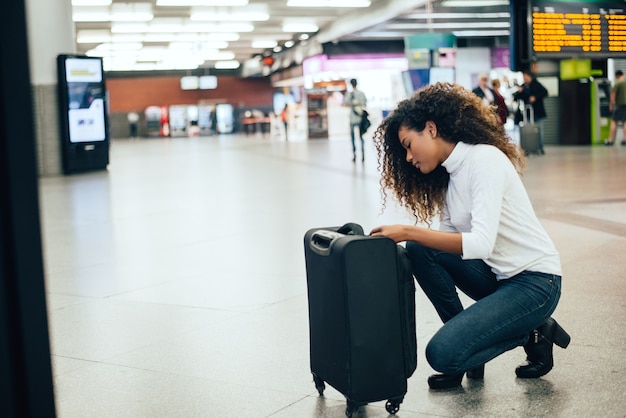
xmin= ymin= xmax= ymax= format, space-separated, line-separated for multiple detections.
xmin=519 ymin=103 xmax=541 ymax=155
xmin=304 ymin=223 xmax=417 ymax=417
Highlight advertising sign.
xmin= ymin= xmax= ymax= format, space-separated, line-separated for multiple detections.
xmin=57 ymin=54 xmax=109 ymax=174
xmin=62 ymin=57 xmax=107 ymax=143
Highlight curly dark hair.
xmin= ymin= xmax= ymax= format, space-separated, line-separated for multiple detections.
xmin=373 ymin=82 xmax=525 ymax=224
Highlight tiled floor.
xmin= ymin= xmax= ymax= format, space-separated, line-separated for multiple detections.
xmin=41 ymin=132 xmax=626 ymax=417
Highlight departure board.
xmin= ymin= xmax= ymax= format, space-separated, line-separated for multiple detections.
xmin=531 ymin=1 xmax=626 ymax=57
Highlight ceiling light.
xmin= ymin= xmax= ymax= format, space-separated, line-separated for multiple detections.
xmin=190 ymin=5 xmax=269 ymax=22
xmin=287 ymin=0 xmax=370 ymax=7
xmin=357 ymin=31 xmax=407 ymax=38
xmin=95 ymin=42 xmax=143 ymax=51
xmin=156 ymin=0 xmax=247 ymax=6
xmin=184 ymin=23 xmax=254 ymax=33
xmin=142 ymin=33 xmax=177 ymax=42
xmin=252 ymin=40 xmax=277 ymax=48
xmin=202 ymin=51 xmax=236 ymax=60
xmin=111 ymin=3 xmax=153 ymax=22
xmin=405 ymin=12 xmax=510 ymax=19
xmin=282 ymin=23 xmax=319 ymax=33
xmin=148 ymin=19 xmax=186 ymax=33
xmin=137 ymin=47 xmax=167 ymax=61
xmin=452 ymin=30 xmax=510 ymax=37
xmin=72 ymin=0 xmax=111 ymax=5
xmin=196 ymin=33 xmax=241 ymax=41
xmin=76 ymin=30 xmax=111 ymax=43
xmin=111 ymin=34 xmax=144 ymax=43
xmin=73 ymin=7 xmax=110 ymax=22
xmin=284 ymin=40 xmax=295 ymax=48
xmin=214 ymin=60 xmax=241 ymax=69
xmin=388 ymin=21 xmax=510 ymax=29
xmin=441 ymin=0 xmax=509 ymax=6
xmin=111 ymin=23 xmax=150 ymax=33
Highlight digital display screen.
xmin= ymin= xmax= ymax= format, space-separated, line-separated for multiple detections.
xmin=62 ymin=57 xmax=107 ymax=143
xmin=531 ymin=0 xmax=626 ymax=58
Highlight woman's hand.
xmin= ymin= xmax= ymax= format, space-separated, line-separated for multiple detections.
xmin=370 ymin=224 xmax=410 ymax=243
xmin=371 ymin=224 xmax=464 ymax=255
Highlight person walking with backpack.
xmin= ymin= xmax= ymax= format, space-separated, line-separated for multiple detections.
xmin=345 ymin=78 xmax=368 ymax=162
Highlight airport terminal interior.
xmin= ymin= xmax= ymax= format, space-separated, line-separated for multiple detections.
xmin=4 ymin=0 xmax=626 ymax=417
xmin=43 ymin=130 xmax=626 ymax=417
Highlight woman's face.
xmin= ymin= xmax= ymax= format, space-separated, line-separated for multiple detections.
xmin=398 ymin=123 xmax=441 ymax=174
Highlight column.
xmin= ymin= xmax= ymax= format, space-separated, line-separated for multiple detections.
xmin=25 ymin=0 xmax=76 ymax=176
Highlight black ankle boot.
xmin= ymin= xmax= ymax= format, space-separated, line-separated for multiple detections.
xmin=516 ymin=318 xmax=570 ymax=378
xmin=428 ymin=365 xmax=485 ymax=389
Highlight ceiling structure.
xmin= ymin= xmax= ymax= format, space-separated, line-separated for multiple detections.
xmin=72 ymin=0 xmax=511 ymax=73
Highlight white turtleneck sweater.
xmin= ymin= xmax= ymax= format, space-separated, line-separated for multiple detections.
xmin=439 ymin=142 xmax=561 ymax=280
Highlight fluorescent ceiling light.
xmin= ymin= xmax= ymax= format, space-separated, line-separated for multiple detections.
xmin=287 ymin=0 xmax=370 ymax=7
xmin=167 ymin=42 xmax=198 ymax=50
xmin=73 ymin=7 xmax=110 ymax=22
xmin=95 ymin=42 xmax=143 ymax=51
xmin=111 ymin=3 xmax=153 ymax=22
xmin=252 ymin=40 xmax=277 ymax=48
xmin=198 ymin=33 xmax=240 ymax=41
xmin=405 ymin=12 xmax=510 ymax=19
xmin=282 ymin=23 xmax=319 ymax=33
xmin=202 ymin=51 xmax=236 ymax=60
xmin=142 ymin=33 xmax=240 ymax=43
xmin=111 ymin=34 xmax=144 ymax=43
xmin=388 ymin=21 xmax=510 ymax=29
xmin=165 ymin=38 xmax=229 ymax=49
xmin=184 ymin=23 xmax=254 ymax=33
xmin=190 ymin=5 xmax=269 ymax=21
xmin=357 ymin=31 xmax=408 ymax=38
xmin=137 ymin=47 xmax=167 ymax=61
xmin=142 ymin=33 xmax=177 ymax=42
xmin=72 ymin=0 xmax=111 ymax=5
xmin=111 ymin=23 xmax=150 ymax=33
xmin=214 ymin=60 xmax=241 ymax=69
xmin=73 ymin=4 xmax=154 ymax=22
xmin=76 ymin=30 xmax=111 ymax=43
xmin=156 ymin=0 xmax=247 ymax=6
xmin=452 ymin=30 xmax=510 ymax=36
xmin=441 ymin=0 xmax=508 ymax=6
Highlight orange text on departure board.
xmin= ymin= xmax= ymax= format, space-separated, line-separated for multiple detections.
xmin=533 ymin=12 xmax=603 ymax=52
xmin=532 ymin=8 xmax=626 ymax=54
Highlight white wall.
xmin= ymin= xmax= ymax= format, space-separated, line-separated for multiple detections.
xmin=455 ymin=47 xmax=492 ymax=90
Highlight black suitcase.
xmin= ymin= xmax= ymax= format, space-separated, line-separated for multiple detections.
xmin=304 ymin=223 xmax=417 ymax=417
xmin=519 ymin=103 xmax=541 ymax=155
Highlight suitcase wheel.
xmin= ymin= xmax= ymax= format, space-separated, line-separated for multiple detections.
xmin=385 ymin=399 xmax=401 ymax=414
xmin=345 ymin=400 xmax=359 ymax=417
xmin=312 ymin=373 xmax=325 ymax=396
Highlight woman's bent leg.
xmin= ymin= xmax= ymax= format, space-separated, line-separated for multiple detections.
xmin=426 ymin=272 xmax=562 ymax=374
xmin=405 ymin=241 xmax=498 ymax=322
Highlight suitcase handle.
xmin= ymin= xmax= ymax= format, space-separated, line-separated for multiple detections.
xmin=309 ymin=230 xmax=344 ymax=255
xmin=521 ymin=103 xmax=534 ymax=124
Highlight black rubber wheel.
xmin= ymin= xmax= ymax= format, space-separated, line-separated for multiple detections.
xmin=345 ymin=401 xmax=359 ymax=417
xmin=312 ymin=373 xmax=325 ymax=396
xmin=385 ymin=399 xmax=401 ymax=414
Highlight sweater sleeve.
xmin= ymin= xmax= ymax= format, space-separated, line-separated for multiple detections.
xmin=460 ymin=151 xmax=508 ymax=259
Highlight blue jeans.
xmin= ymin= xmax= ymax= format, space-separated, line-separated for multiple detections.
xmin=406 ymin=241 xmax=561 ymax=374
xmin=536 ymin=117 xmax=545 ymax=150
xmin=350 ymin=122 xmax=364 ymax=157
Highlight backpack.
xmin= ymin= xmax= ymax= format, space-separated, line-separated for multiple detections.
xmin=359 ymin=109 xmax=371 ymax=133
